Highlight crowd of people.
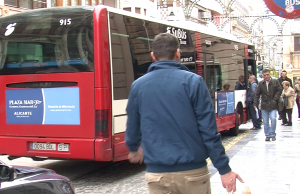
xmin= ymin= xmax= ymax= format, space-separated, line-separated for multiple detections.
xmin=245 ymin=69 xmax=300 ymax=141
xmin=124 ymin=33 xmax=300 ymax=194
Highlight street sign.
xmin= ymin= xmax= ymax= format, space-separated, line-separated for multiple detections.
xmin=264 ymin=0 xmax=300 ymax=19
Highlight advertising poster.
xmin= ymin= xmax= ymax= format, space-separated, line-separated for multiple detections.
xmin=6 ymin=87 xmax=80 ymax=125
xmin=226 ymin=92 xmax=235 ymax=115
xmin=217 ymin=92 xmax=235 ymax=117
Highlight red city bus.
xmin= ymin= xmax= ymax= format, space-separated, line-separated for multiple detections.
xmin=0 ymin=6 xmax=256 ymax=162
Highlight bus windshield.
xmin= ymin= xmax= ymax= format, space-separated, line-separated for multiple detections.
xmin=0 ymin=7 xmax=94 ymax=75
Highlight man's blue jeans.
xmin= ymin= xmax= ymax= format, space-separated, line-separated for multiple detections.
xmin=261 ymin=110 xmax=277 ymax=137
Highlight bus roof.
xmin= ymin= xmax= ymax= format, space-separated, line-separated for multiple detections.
xmin=102 ymin=5 xmax=253 ymax=46
xmin=0 ymin=5 xmax=253 ymax=46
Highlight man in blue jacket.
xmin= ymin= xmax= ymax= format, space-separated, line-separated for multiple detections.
xmin=247 ymin=75 xmax=261 ymax=130
xmin=125 ymin=33 xmax=242 ymax=194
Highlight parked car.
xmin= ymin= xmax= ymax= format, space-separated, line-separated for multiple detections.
xmin=0 ymin=160 xmax=75 ymax=194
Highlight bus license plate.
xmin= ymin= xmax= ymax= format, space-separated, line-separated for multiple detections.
xmin=58 ymin=143 xmax=69 ymax=152
xmin=31 ymin=143 xmax=56 ymax=151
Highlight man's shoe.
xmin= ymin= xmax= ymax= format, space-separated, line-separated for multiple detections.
xmin=265 ymin=137 xmax=270 ymax=141
xmin=281 ymin=123 xmax=287 ymax=125
xmin=271 ymin=137 xmax=276 ymax=141
xmin=250 ymin=127 xmax=261 ymax=130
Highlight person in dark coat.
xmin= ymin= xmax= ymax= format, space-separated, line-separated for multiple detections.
xmin=277 ymin=70 xmax=293 ymax=120
xmin=254 ymin=69 xmax=282 ymax=141
xmin=125 ymin=33 xmax=243 ymax=194
xmin=235 ymin=75 xmax=246 ymax=90
xmin=278 ymin=70 xmax=293 ymax=88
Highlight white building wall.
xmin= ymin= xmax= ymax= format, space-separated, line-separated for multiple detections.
xmin=120 ymin=0 xmax=157 ymax=18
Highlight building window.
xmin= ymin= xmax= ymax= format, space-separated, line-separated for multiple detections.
xmin=73 ymin=0 xmax=78 ymax=5
xmin=51 ymin=0 xmax=56 ymax=6
xmin=135 ymin=8 xmax=140 ymax=14
xmin=86 ymin=0 xmax=100 ymax=5
xmin=63 ymin=0 xmax=70 ymax=6
xmin=295 ymin=37 xmax=300 ymax=52
xmin=198 ymin=10 xmax=205 ymax=19
xmin=5 ymin=0 xmax=47 ymax=9
xmin=123 ymin=7 xmax=131 ymax=12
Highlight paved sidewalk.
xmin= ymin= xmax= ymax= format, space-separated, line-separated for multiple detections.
xmin=210 ymin=109 xmax=300 ymax=194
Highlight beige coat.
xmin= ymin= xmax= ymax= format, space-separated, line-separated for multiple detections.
xmin=282 ymin=87 xmax=295 ymax=109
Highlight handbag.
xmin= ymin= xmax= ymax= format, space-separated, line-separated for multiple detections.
xmin=283 ymin=96 xmax=288 ymax=107
xmin=278 ymin=96 xmax=284 ymax=111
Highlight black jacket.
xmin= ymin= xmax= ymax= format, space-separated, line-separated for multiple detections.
xmin=235 ymin=82 xmax=246 ymax=90
xmin=254 ymin=78 xmax=282 ymax=111
xmin=278 ymin=77 xmax=293 ymax=88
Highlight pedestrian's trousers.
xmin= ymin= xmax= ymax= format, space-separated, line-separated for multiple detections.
xmin=145 ymin=166 xmax=211 ymax=194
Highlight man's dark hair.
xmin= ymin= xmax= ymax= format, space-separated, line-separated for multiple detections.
xmin=262 ymin=69 xmax=270 ymax=74
xmin=152 ymin=33 xmax=179 ymax=61
xmin=282 ymin=70 xmax=287 ymax=73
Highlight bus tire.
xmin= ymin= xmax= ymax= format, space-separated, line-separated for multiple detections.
xmin=229 ymin=113 xmax=239 ymax=136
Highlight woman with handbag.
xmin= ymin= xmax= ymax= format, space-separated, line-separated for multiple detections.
xmin=295 ymin=77 xmax=300 ymax=118
xmin=281 ymin=81 xmax=295 ymax=126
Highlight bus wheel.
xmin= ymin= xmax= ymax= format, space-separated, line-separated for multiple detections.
xmin=229 ymin=113 xmax=239 ymax=136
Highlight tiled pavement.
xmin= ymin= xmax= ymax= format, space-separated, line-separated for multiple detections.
xmin=210 ymin=108 xmax=300 ymax=194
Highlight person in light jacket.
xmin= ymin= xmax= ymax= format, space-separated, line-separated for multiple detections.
xmin=281 ymin=81 xmax=295 ymax=126
xmin=294 ymin=77 xmax=300 ymax=118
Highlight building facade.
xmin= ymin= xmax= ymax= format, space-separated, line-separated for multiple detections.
xmin=281 ymin=19 xmax=300 ymax=82
xmin=120 ymin=0 xmax=157 ymax=18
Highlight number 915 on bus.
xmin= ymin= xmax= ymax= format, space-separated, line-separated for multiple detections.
xmin=60 ymin=18 xmax=71 ymax=25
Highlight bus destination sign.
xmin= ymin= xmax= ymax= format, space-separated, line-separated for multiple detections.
xmin=264 ymin=0 xmax=300 ymax=18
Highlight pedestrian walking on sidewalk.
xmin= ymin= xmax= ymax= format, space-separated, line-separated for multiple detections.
xmin=281 ymin=81 xmax=295 ymax=126
xmin=254 ymin=69 xmax=282 ymax=141
xmin=247 ymin=75 xmax=261 ymax=130
xmin=125 ymin=33 xmax=243 ymax=194
xmin=277 ymin=70 xmax=293 ymax=120
xmin=294 ymin=77 xmax=300 ymax=118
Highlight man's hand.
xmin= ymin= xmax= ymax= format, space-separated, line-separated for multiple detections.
xmin=128 ymin=147 xmax=144 ymax=164
xmin=253 ymin=106 xmax=257 ymax=110
xmin=220 ymin=171 xmax=243 ymax=193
